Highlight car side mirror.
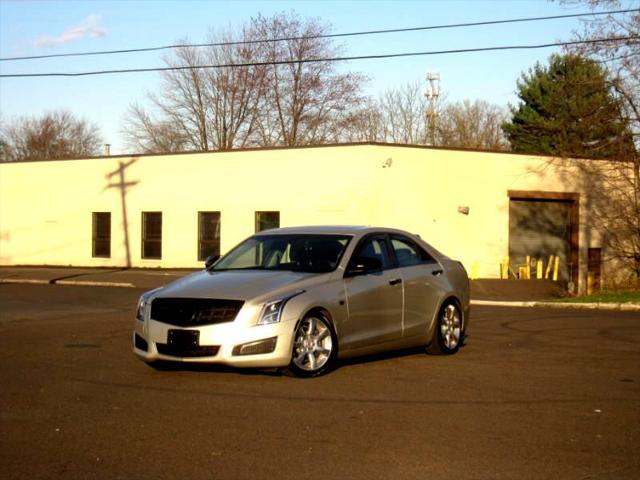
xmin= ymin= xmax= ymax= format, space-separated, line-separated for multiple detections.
xmin=346 ymin=257 xmax=382 ymax=277
xmin=204 ymin=254 xmax=220 ymax=269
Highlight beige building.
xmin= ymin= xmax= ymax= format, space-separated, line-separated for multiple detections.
xmin=0 ymin=143 xmax=614 ymax=292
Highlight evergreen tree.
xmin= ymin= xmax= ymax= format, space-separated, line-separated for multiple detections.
xmin=502 ymin=54 xmax=634 ymax=159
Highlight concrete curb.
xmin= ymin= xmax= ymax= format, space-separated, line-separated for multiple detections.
xmin=471 ymin=300 xmax=537 ymax=308
xmin=0 ymin=278 xmax=135 ymax=288
xmin=471 ymin=299 xmax=640 ymax=311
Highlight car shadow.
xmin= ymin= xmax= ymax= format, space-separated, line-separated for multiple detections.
xmin=336 ymin=345 xmax=427 ymax=368
xmin=146 ymin=341 xmax=467 ymax=377
xmin=147 ymin=361 xmax=283 ymax=377
xmin=337 ymin=336 xmax=469 ymax=369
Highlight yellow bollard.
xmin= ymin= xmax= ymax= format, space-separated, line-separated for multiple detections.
xmin=552 ymin=256 xmax=560 ymax=282
xmin=525 ymin=255 xmax=531 ymax=280
xmin=536 ymin=259 xmax=543 ymax=279
xmin=518 ymin=266 xmax=526 ymax=279
xmin=545 ymin=255 xmax=554 ymax=279
xmin=500 ymin=256 xmax=510 ymax=279
xmin=469 ymin=262 xmax=480 ymax=280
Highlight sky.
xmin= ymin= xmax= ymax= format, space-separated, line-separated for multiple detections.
xmin=0 ymin=0 xmax=634 ymax=154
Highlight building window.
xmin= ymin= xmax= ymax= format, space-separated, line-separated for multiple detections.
xmin=92 ymin=212 xmax=111 ymax=258
xmin=198 ymin=212 xmax=221 ymax=261
xmin=255 ymin=211 xmax=280 ymax=232
xmin=142 ymin=212 xmax=162 ymax=259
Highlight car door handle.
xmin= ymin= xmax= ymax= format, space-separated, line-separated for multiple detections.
xmin=431 ymin=269 xmax=443 ymax=276
xmin=389 ymin=278 xmax=402 ymax=286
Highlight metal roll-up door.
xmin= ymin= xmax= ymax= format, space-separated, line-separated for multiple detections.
xmin=509 ymin=199 xmax=572 ymax=283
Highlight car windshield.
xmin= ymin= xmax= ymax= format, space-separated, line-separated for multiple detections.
xmin=212 ymin=234 xmax=352 ymax=273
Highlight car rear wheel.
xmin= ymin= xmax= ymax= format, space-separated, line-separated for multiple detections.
xmin=286 ymin=313 xmax=336 ymax=377
xmin=426 ymin=302 xmax=463 ymax=355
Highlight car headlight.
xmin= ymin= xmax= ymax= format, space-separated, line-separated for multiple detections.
xmin=136 ymin=296 xmax=148 ymax=321
xmin=257 ymin=290 xmax=305 ymax=326
xmin=136 ymin=287 xmax=163 ymax=321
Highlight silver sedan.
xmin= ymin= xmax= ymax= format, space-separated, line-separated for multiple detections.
xmin=133 ymin=226 xmax=470 ymax=377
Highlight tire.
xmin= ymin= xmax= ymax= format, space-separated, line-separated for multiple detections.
xmin=286 ymin=312 xmax=337 ymax=378
xmin=426 ymin=302 xmax=463 ymax=355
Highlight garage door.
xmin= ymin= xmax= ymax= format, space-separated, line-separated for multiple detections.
xmin=509 ymin=198 xmax=573 ymax=283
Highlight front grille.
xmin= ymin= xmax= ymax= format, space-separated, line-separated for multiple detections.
xmin=150 ymin=298 xmax=244 ymax=327
xmin=156 ymin=343 xmax=220 ymax=358
xmin=134 ymin=333 xmax=148 ymax=351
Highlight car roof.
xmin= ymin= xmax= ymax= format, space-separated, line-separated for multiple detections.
xmin=256 ymin=225 xmax=412 ymax=236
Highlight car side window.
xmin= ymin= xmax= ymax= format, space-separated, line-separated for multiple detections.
xmin=391 ymin=236 xmax=436 ymax=267
xmin=351 ymin=237 xmax=392 ymax=270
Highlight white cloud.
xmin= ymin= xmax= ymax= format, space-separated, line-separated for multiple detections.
xmin=33 ymin=15 xmax=107 ymax=48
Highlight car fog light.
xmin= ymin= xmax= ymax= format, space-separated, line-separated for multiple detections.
xmin=232 ymin=337 xmax=277 ymax=356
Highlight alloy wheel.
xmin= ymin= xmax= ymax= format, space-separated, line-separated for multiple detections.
xmin=292 ymin=316 xmax=333 ymax=372
xmin=440 ymin=304 xmax=462 ymax=350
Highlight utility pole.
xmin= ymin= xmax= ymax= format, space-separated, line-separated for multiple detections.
xmin=425 ymin=72 xmax=440 ymax=146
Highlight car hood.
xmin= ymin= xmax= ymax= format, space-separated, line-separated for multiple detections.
xmin=154 ymin=269 xmax=325 ymax=301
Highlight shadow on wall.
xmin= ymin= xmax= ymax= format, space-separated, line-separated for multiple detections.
xmin=104 ymin=157 xmax=139 ymax=268
xmin=525 ymin=155 xmax=639 ymax=288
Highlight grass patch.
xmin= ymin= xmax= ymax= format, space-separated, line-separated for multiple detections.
xmin=554 ymin=291 xmax=640 ymax=304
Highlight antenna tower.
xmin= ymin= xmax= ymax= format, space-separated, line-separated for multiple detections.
xmin=425 ymin=72 xmax=441 ymax=145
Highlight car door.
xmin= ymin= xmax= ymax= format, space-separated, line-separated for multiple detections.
xmin=389 ymin=235 xmax=447 ymax=339
xmin=342 ymin=235 xmax=404 ymax=349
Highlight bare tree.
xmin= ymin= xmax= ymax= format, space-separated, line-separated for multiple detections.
xmin=124 ymin=28 xmax=267 ymax=152
xmin=123 ymin=104 xmax=190 ymax=153
xmin=339 ymin=100 xmax=384 ymax=142
xmin=200 ymin=28 xmax=268 ymax=149
xmin=342 ymin=85 xmax=508 ymax=150
xmin=341 ymin=82 xmax=508 ymax=153
xmin=439 ymin=99 xmax=509 ymax=150
xmin=0 ymin=110 xmax=102 ymax=162
xmin=154 ymin=43 xmax=211 ymax=151
xmin=124 ymin=14 xmax=367 ymax=152
xmin=557 ymin=0 xmax=640 ymax=281
xmin=250 ymin=13 xmax=367 ymax=146
xmin=557 ymin=2 xmax=639 ymax=147
xmin=344 ymin=81 xmax=443 ymax=145
xmin=377 ymin=82 xmax=431 ymax=144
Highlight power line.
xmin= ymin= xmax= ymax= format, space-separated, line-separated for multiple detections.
xmin=1 ymin=36 xmax=637 ymax=79
xmin=0 ymin=8 xmax=637 ymax=62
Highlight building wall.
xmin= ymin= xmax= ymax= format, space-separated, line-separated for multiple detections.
xmin=0 ymin=144 xmax=611 ymax=291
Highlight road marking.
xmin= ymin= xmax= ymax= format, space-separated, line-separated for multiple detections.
xmin=57 ymin=280 xmax=135 ymax=288
xmin=0 ymin=278 xmax=49 ymax=285
xmin=0 ymin=278 xmax=134 ymax=288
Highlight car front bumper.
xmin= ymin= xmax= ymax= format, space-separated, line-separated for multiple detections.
xmin=133 ymin=317 xmax=296 ymax=368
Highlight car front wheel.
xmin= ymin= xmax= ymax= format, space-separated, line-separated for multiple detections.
xmin=427 ymin=302 xmax=463 ymax=355
xmin=287 ymin=313 xmax=336 ymax=377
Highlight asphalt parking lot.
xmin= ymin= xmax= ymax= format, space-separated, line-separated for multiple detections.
xmin=1 ymin=284 xmax=638 ymax=480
